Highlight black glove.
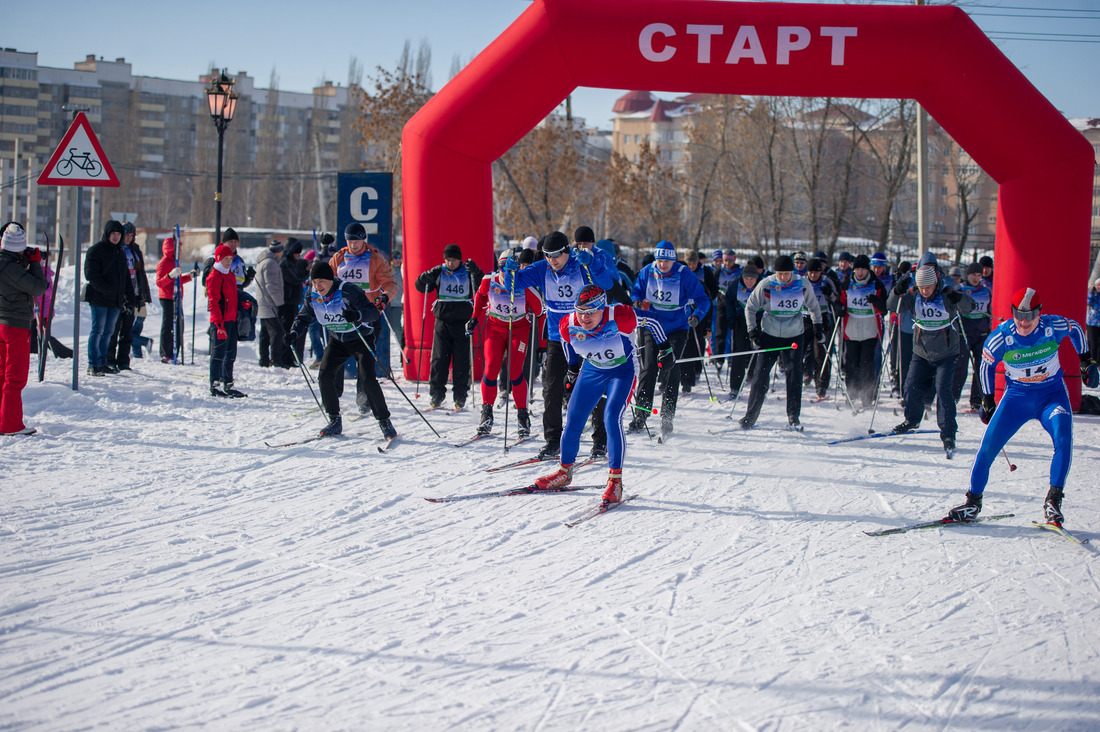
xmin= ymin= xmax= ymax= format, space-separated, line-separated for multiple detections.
xmin=342 ymin=306 xmax=361 ymax=324
xmin=1082 ymin=357 xmax=1100 ymax=389
xmin=565 ymin=365 xmax=580 ymax=391
xmin=464 ymin=319 xmax=477 ymax=337
xmin=814 ymin=323 xmax=825 ymax=343
xmin=283 ymin=330 xmax=299 ymax=347
xmin=687 ymin=315 xmax=699 ymax=329
xmin=893 ymin=277 xmax=910 ymax=297
xmin=979 ymin=395 xmax=996 ymax=425
xmin=749 ymin=328 xmax=763 ymax=350
xmin=374 ymin=292 xmax=390 ymax=310
xmin=944 ymin=289 xmax=962 ymax=305
xmin=246 ymin=266 xmax=256 ymax=279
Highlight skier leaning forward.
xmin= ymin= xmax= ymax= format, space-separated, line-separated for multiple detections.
xmin=946 ymin=286 xmax=1099 ymax=526
xmin=531 ymin=285 xmax=668 ymax=505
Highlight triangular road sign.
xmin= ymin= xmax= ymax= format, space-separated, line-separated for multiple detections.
xmin=38 ymin=112 xmax=120 ymax=187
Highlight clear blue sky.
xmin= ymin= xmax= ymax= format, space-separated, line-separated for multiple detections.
xmin=4 ymin=0 xmax=1097 ymax=128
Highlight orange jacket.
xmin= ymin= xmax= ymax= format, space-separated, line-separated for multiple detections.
xmin=328 ymin=244 xmax=397 ymax=303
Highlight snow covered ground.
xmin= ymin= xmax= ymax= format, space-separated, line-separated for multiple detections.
xmin=3 ymin=268 xmax=1099 ymax=730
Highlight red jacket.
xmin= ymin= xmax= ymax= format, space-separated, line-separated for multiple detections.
xmin=206 ymin=266 xmax=237 ymax=325
xmin=155 ymin=238 xmax=192 ymax=300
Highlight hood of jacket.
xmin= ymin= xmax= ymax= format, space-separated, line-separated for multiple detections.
xmin=103 ymin=220 xmax=125 ymax=240
xmin=162 ymin=237 xmax=178 ymax=258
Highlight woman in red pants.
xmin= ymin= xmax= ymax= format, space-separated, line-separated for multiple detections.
xmin=469 ymin=250 xmax=544 ymax=438
xmin=0 ymin=222 xmax=48 ymax=435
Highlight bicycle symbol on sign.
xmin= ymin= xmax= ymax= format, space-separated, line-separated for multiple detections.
xmin=57 ymin=147 xmax=102 ymax=178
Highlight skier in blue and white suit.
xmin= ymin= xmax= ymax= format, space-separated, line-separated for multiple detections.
xmin=946 ymin=286 xmax=1099 ymax=526
xmin=530 ymin=285 xmax=667 ymax=505
xmin=503 ymin=230 xmax=617 ymax=460
xmin=627 ymin=242 xmax=710 ymax=436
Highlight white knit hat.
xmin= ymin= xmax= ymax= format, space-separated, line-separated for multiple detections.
xmin=1 ymin=223 xmax=27 ymax=252
xmin=914 ymin=265 xmax=938 ymax=287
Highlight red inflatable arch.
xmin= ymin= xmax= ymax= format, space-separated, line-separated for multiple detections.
xmin=401 ymin=0 xmax=1093 ymax=406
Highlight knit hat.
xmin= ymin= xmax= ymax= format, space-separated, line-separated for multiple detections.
xmin=443 ymin=243 xmax=462 ymax=260
xmin=654 ymin=242 xmax=677 ymax=261
xmin=773 ymin=255 xmax=794 ymax=272
xmin=751 ymin=255 xmax=765 ymax=271
xmin=573 ymin=226 xmax=595 ymax=244
xmin=304 ymin=250 xmax=317 ymax=262
xmin=914 ymin=265 xmax=938 ymax=287
xmin=543 ymin=232 xmax=569 ymax=256
xmin=965 ymin=262 xmax=983 ymax=276
xmin=838 ymin=251 xmax=853 ymax=263
xmin=712 ymin=249 xmax=723 ymax=260
xmin=269 ymin=241 xmax=285 ymax=253
xmin=1011 ymin=286 xmax=1041 ymax=318
xmin=853 ymin=254 xmax=871 ymax=270
xmin=1 ymin=223 xmax=27 ymax=252
xmin=518 ymin=249 xmax=535 ymax=265
xmin=949 ymin=266 xmax=963 ymax=278
xmin=870 ymin=252 xmax=888 ymax=268
xmin=214 ymin=244 xmax=234 ymax=261
xmin=122 ymin=221 xmax=136 ymax=236
xmin=814 ymin=250 xmax=828 ymax=262
xmin=575 ymin=284 xmax=606 ymax=313
xmin=979 ymin=255 xmax=993 ymax=268
xmin=807 ymin=258 xmax=823 ymax=273
xmin=522 ymin=236 xmax=539 ymax=251
xmin=793 ymin=251 xmax=807 ymax=263
xmin=320 ymin=233 xmax=335 ymax=247
xmin=223 ymin=227 xmax=239 ymax=243
xmin=741 ymin=264 xmax=760 ymax=279
xmin=345 ymin=222 xmax=367 ymax=241
xmin=310 ymin=261 xmax=335 ymax=281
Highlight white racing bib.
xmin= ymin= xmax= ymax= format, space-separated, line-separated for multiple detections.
xmin=337 ymin=251 xmax=371 ymax=290
xmin=544 ymin=268 xmax=585 ymax=313
xmin=645 ymin=272 xmax=682 ymax=311
xmin=768 ymin=279 xmax=805 ymax=317
xmin=438 ymin=267 xmax=471 ymax=302
xmin=311 ymin=288 xmax=355 ymax=333
xmin=914 ymin=294 xmax=951 ymax=331
xmin=569 ymin=317 xmax=628 ymax=369
xmin=487 ymin=281 xmax=525 ymax=321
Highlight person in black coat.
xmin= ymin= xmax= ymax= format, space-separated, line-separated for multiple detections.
xmin=414 ymin=243 xmax=483 ymax=409
xmin=107 ymin=221 xmax=150 ymax=370
xmin=84 ymin=220 xmax=129 ymax=375
xmin=279 ymin=238 xmax=309 ymax=366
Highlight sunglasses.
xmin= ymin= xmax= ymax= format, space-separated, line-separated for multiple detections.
xmin=575 ymin=304 xmax=603 ymax=315
xmin=545 ymin=249 xmax=568 ymax=259
xmin=1011 ymin=306 xmax=1040 ymax=322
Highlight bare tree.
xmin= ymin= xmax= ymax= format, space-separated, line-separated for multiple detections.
xmin=949 ymin=146 xmax=984 ymax=265
xmin=492 ymin=116 xmax=583 ymax=238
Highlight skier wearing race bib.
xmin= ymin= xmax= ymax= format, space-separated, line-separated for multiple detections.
xmin=415 ymin=243 xmax=484 ymax=411
xmin=952 ymin=262 xmax=993 ymax=411
xmin=469 ymin=249 xmax=545 ymax=438
xmin=502 ymin=231 xmax=617 ymax=460
xmin=838 ymin=254 xmax=889 ymax=409
xmin=711 ymin=248 xmax=742 ymax=371
xmin=804 ymin=258 xmax=840 ymax=402
xmin=681 ymin=250 xmax=719 ymax=394
xmin=328 ymin=222 xmax=398 ymax=308
xmin=531 ymin=285 xmax=668 ymax=505
xmin=887 ymin=258 xmax=975 ymax=454
xmin=628 ymin=243 xmax=711 ymax=437
xmin=739 ymin=255 xmax=823 ymax=430
xmin=286 ymin=262 xmax=394 ymax=440
xmin=945 ymin=286 xmax=1099 ymax=526
xmin=723 ymin=263 xmax=760 ymax=398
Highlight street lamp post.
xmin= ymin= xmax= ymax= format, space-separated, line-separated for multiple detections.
xmin=204 ymin=69 xmax=239 ymax=244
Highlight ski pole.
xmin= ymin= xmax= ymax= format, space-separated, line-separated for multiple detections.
xmin=694 ymin=326 xmax=716 ymax=402
xmin=819 ymin=315 xmax=842 ymax=382
xmin=288 ymin=338 xmax=326 ymax=416
xmin=353 ymin=324 xmax=443 ymax=439
xmin=674 ymin=342 xmax=798 ymax=365
xmin=190 ymin=261 xmax=198 ymax=365
xmin=865 ymin=335 xmax=892 ymax=434
xmin=173 ymin=224 xmax=182 ymax=364
xmin=1001 ymin=447 xmax=1017 ymax=472
xmin=415 ymin=291 xmax=428 ymax=398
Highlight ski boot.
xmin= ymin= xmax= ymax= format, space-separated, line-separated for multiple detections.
xmin=223 ymin=381 xmax=247 ymax=398
xmin=379 ymin=418 xmax=397 ymax=440
xmin=453 ymin=398 xmax=466 ymax=411
xmin=946 ymin=491 xmax=982 ymax=522
xmin=738 ymin=415 xmax=755 ymax=430
xmin=891 ymin=419 xmax=919 ymax=435
xmin=590 ymin=441 xmax=607 ymax=459
xmin=516 ymin=408 xmax=531 ymax=439
xmin=319 ymin=413 xmax=343 ymax=437
xmin=601 ymin=469 xmax=623 ymax=504
xmin=210 ymin=381 xmax=228 ymax=397
xmin=534 ymin=463 xmax=573 ymax=491
xmin=537 ymin=440 xmax=560 ymax=461
xmin=476 ymin=404 xmax=494 ymax=436
xmin=1043 ymin=486 xmax=1064 ymax=525
xmin=626 ymin=414 xmax=648 ymax=434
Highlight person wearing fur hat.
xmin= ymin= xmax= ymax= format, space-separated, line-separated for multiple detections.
xmin=738 ymin=254 xmax=822 ymax=430
xmin=415 ymin=243 xmax=484 ymax=411
xmin=206 ymin=245 xmax=244 ymax=397
xmin=286 ymin=261 xmax=394 ymax=439
xmin=155 ymin=237 xmax=194 ymax=362
xmin=254 ymin=241 xmax=286 ymax=368
xmin=0 ymin=222 xmax=48 ymax=435
xmin=952 ymin=262 xmax=992 ymax=410
xmin=944 ymin=286 xmax=1098 ymax=526
xmin=106 ymin=221 xmax=150 ymax=371
xmin=84 ymin=220 xmax=129 ymax=375
xmin=886 ymin=255 xmax=975 ymax=454
xmin=837 ymin=254 xmax=889 ymax=409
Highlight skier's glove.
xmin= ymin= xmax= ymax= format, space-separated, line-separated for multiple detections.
xmin=749 ymin=328 xmax=763 ymax=350
xmin=574 ymin=249 xmax=593 ymax=266
xmin=22 ymin=247 xmax=42 ymax=265
xmin=893 ymin=277 xmax=910 ymax=296
xmin=1081 ymin=356 xmax=1100 ymax=389
xmin=216 ymin=325 xmax=228 ymax=340
xmin=374 ymin=293 xmax=389 ymax=310
xmin=564 ymin=365 xmax=580 ymax=391
xmin=464 ymin=319 xmax=477 ymax=337
xmin=168 ymin=267 xmax=182 ymax=278
xmin=687 ymin=315 xmax=699 ymax=329
xmin=500 ymin=256 xmax=519 ymax=273
xmin=814 ymin=323 xmax=825 ymax=343
xmin=283 ymin=330 xmax=299 ymax=347
xmin=342 ymin=306 xmax=361 ymax=325
xmin=979 ymin=395 xmax=996 ymax=425
xmin=633 ymin=300 xmax=650 ymax=310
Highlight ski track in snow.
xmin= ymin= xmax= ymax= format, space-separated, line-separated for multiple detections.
xmin=2 ymin=267 xmax=1100 ymax=729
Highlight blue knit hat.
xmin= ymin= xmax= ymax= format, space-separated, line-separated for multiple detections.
xmin=654 ymin=242 xmax=677 ymax=261
xmin=870 ymin=252 xmax=888 ymax=267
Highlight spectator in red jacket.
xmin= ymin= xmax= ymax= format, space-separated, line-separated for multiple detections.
xmin=206 ymin=245 xmax=244 ymax=398
xmin=155 ymin=237 xmax=193 ymax=362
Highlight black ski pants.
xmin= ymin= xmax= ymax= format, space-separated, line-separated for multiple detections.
xmin=319 ymin=332 xmax=390 ymax=420
xmin=160 ymin=297 xmax=184 ymax=361
xmin=429 ymin=319 xmax=471 ymax=405
xmin=903 ymin=353 xmax=958 ymax=440
xmin=843 ymin=337 xmax=879 ymax=408
xmin=743 ymin=331 xmax=803 ymax=426
xmin=635 ymin=328 xmax=688 ymax=428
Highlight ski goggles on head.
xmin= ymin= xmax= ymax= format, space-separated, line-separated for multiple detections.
xmin=1011 ymin=304 xmax=1041 ymax=322
xmin=575 ymin=296 xmax=606 ymax=315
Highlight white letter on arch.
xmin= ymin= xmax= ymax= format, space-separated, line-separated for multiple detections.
xmin=776 ymin=26 xmax=811 ymax=65
xmin=725 ymin=26 xmax=766 ymax=65
xmin=351 ymin=186 xmax=380 ymax=234
xmin=686 ymin=24 xmax=723 ymax=63
xmin=640 ymin=23 xmax=677 ymax=62
xmin=820 ymin=27 xmax=858 ymax=65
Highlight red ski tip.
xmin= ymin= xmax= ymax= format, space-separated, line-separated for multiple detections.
xmin=651 ymin=408 xmax=658 ymax=414
xmin=791 ymin=342 xmax=799 ymax=350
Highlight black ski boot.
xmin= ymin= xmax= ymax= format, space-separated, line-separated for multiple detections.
xmin=516 ymin=408 xmax=531 ymax=439
xmin=892 ymin=419 xmax=919 ymax=435
xmin=626 ymin=413 xmax=648 ymax=434
xmin=476 ymin=404 xmax=494 ymax=436
xmin=223 ymin=381 xmax=247 ymax=398
xmin=537 ymin=440 xmax=560 ymax=461
xmin=319 ymin=413 xmax=343 ymax=437
xmin=946 ymin=491 xmax=982 ymax=522
xmin=379 ymin=418 xmax=397 ymax=440
xmin=210 ymin=381 xmax=228 ymax=397
xmin=1044 ymin=486 xmax=1064 ymax=525
xmin=590 ymin=442 xmax=608 ymax=459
